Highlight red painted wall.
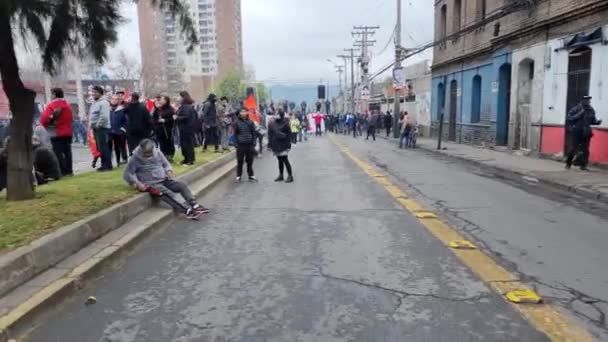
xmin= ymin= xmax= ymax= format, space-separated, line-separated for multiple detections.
xmin=540 ymin=126 xmax=564 ymax=155
xmin=541 ymin=126 xmax=608 ymax=163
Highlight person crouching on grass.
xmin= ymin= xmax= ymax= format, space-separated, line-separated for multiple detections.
xmin=124 ymin=139 xmax=209 ymax=220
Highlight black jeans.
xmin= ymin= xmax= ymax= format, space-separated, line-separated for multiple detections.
xmin=315 ymin=124 xmax=322 ymax=136
xmin=566 ymin=134 xmax=591 ymax=168
xmin=109 ymin=133 xmax=128 ymax=165
xmin=157 ymin=130 xmax=175 ymax=160
xmin=51 ymin=136 xmax=73 ymax=175
xmin=236 ymin=145 xmax=255 ymax=178
xmin=366 ymin=126 xmax=376 ymax=141
xmin=93 ymin=128 xmax=112 ymax=169
xmin=127 ymin=132 xmax=148 ymax=155
xmin=277 ymin=155 xmax=292 ymax=177
xmin=291 ymin=132 xmax=298 ymax=144
xmin=203 ymin=127 xmax=219 ymax=151
xmin=180 ymin=132 xmax=195 ymax=164
xmin=386 ymin=127 xmax=391 ymax=137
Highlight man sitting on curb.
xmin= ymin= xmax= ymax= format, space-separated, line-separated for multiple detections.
xmin=123 ymin=139 xmax=210 ymax=220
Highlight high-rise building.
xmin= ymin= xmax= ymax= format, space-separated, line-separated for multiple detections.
xmin=137 ymin=0 xmax=243 ymax=99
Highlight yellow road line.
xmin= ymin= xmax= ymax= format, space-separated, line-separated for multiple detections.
xmin=329 ymin=135 xmax=594 ymax=342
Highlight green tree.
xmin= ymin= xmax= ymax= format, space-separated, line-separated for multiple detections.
xmin=215 ymin=70 xmax=245 ymax=101
xmin=255 ymin=83 xmax=268 ymax=103
xmin=0 ymin=0 xmax=197 ymax=201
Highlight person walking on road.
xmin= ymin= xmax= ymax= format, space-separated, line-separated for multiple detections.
xmin=124 ymin=139 xmax=209 ymax=220
xmin=109 ymin=94 xmax=128 ymax=166
xmin=384 ymin=110 xmax=393 ymax=137
xmin=398 ymin=111 xmax=412 ymax=149
xmin=366 ymin=110 xmax=380 ymax=141
xmin=40 ymin=87 xmax=73 ymax=176
xmin=290 ymin=114 xmax=301 ymax=145
xmin=125 ymin=92 xmax=153 ymax=155
xmin=312 ymin=112 xmax=324 ymax=136
xmin=89 ymin=86 xmax=113 ymax=171
xmin=565 ymin=95 xmax=602 ymax=170
xmin=234 ymin=107 xmax=258 ymax=183
xmin=176 ymin=91 xmax=198 ymax=165
xmin=201 ymin=93 xmax=220 ymax=153
xmin=152 ymin=95 xmax=176 ymax=162
xmin=268 ymin=109 xmax=294 ymax=183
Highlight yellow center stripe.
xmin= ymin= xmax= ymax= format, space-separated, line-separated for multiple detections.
xmin=330 ymin=136 xmax=594 ymax=342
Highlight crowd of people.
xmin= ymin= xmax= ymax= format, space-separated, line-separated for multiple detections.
xmin=323 ymin=110 xmax=418 ymax=148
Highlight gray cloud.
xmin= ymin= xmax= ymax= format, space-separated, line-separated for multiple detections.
xmin=116 ymin=0 xmax=433 ymax=83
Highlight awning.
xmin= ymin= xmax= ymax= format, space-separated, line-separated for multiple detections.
xmin=565 ymin=27 xmax=604 ymax=48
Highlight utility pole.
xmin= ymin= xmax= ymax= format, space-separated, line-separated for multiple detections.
xmin=393 ymin=0 xmax=403 ymax=138
xmin=336 ymin=55 xmax=350 ymax=113
xmin=343 ymin=48 xmax=358 ymax=114
xmin=334 ymin=65 xmax=344 ymax=113
xmin=352 ymin=25 xmax=378 ymax=113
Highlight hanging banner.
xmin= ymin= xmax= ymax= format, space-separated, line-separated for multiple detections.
xmin=393 ymin=66 xmax=406 ymax=90
xmin=360 ymin=85 xmax=371 ymax=100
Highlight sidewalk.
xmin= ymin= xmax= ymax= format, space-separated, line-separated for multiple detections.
xmin=384 ymin=135 xmax=608 ymax=204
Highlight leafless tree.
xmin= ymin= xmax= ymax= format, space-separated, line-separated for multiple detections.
xmin=109 ymin=50 xmax=141 ymax=80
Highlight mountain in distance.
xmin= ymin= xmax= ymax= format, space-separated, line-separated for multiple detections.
xmin=268 ymin=84 xmax=340 ymax=104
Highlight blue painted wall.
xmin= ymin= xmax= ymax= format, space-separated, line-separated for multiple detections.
xmin=431 ymin=51 xmax=512 ymax=144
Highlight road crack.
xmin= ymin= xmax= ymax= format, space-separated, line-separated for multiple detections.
xmin=366 ymin=153 xmax=608 ymax=333
xmin=314 ymin=265 xmax=491 ymax=304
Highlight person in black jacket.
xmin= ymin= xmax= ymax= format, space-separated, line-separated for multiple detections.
xmin=176 ymin=91 xmax=197 ymax=165
xmin=152 ymin=95 xmax=176 ymax=162
xmin=201 ymin=93 xmax=220 ymax=153
xmin=565 ymin=96 xmax=602 ymax=170
xmin=109 ymin=94 xmax=128 ymax=165
xmin=125 ymin=93 xmax=153 ymax=155
xmin=0 ymin=137 xmax=8 ymax=192
xmin=268 ymin=109 xmax=294 ymax=183
xmin=33 ymin=134 xmax=62 ymax=185
xmin=234 ymin=107 xmax=257 ymax=183
xmin=384 ymin=110 xmax=393 ymax=137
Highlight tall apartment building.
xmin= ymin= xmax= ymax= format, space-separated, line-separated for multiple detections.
xmin=138 ymin=0 xmax=243 ymax=99
xmin=430 ymin=0 xmax=608 ymax=163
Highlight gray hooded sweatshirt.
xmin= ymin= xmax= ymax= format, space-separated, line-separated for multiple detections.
xmin=123 ymin=146 xmax=172 ymax=186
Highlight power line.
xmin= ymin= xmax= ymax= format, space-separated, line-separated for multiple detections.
xmin=367 ymin=0 xmax=539 ymax=82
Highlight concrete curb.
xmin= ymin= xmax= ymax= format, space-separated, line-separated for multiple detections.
xmin=0 ymin=156 xmax=236 ymax=342
xmin=0 ymin=151 xmax=235 ymax=298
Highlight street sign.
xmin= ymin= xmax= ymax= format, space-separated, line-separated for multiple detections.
xmin=393 ymin=66 xmax=405 ymax=90
xmin=360 ymin=85 xmax=370 ymax=100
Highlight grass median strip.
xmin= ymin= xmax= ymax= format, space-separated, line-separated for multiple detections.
xmin=0 ymin=149 xmax=223 ymax=252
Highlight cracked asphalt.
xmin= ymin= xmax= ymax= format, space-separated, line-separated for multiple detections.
xmin=25 ymin=136 xmax=550 ymax=341
xmin=336 ymin=134 xmax=608 ymax=340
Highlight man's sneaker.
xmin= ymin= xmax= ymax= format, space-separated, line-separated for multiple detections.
xmin=274 ymin=176 xmax=284 ymax=182
xmin=249 ymin=176 xmax=258 ymax=182
xmin=192 ymin=204 xmax=210 ymax=213
xmin=285 ymin=176 xmax=294 ymax=183
xmin=235 ymin=176 xmax=242 ymax=183
xmin=185 ymin=208 xmax=203 ymax=220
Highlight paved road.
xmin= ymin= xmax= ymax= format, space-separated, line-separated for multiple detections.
xmin=336 ymin=134 xmax=608 ymax=339
xmin=26 ymin=137 xmax=549 ymax=341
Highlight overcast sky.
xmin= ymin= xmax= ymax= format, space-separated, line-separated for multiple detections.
xmin=115 ymin=0 xmax=433 ymax=85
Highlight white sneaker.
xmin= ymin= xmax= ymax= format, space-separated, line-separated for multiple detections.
xmin=235 ymin=177 xmax=242 ymax=183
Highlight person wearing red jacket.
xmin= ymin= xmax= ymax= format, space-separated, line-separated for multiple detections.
xmin=40 ymin=88 xmax=73 ymax=176
xmin=312 ymin=113 xmax=325 ymax=136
